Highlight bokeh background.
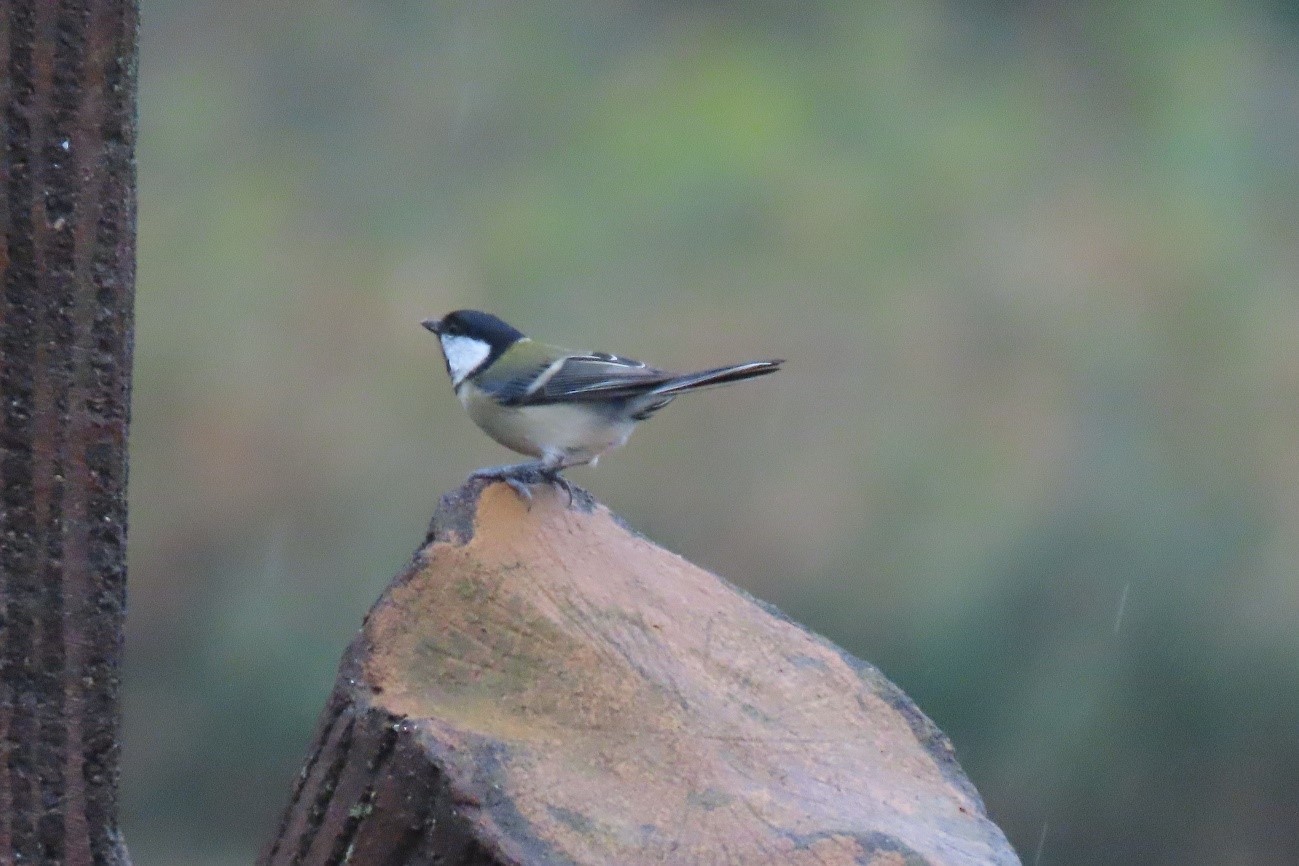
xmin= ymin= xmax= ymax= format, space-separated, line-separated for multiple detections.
xmin=127 ymin=2 xmax=1299 ymax=863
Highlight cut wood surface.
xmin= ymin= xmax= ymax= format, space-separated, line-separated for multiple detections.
xmin=261 ymin=480 xmax=1020 ymax=866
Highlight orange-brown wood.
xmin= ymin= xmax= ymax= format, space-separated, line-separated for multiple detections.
xmin=261 ymin=480 xmax=1020 ymax=866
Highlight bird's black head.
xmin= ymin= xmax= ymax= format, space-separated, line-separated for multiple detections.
xmin=422 ymin=310 xmax=526 ymax=350
xmin=421 ymin=310 xmax=528 ymax=388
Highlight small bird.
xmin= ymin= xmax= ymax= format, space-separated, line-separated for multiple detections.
xmin=423 ymin=310 xmax=782 ymax=500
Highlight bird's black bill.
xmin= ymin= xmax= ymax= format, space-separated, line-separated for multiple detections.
xmin=421 ymin=317 xmax=442 ymax=334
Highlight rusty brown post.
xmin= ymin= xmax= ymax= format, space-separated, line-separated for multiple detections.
xmin=0 ymin=1 xmax=138 ymax=864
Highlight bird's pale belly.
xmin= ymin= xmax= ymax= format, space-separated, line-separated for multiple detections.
xmin=460 ymin=386 xmax=634 ymax=464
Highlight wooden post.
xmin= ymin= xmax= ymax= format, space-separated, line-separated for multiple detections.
xmin=0 ymin=1 xmax=138 ymax=864
xmin=262 ymin=482 xmax=1021 ymax=866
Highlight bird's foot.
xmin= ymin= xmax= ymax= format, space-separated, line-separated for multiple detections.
xmin=469 ymin=461 xmax=574 ymax=506
xmin=470 ymin=461 xmax=542 ymax=503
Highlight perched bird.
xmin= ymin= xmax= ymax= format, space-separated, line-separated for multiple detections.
xmin=423 ymin=310 xmax=782 ymax=499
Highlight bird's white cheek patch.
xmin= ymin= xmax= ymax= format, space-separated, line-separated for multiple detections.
xmin=440 ymin=335 xmax=492 ymax=386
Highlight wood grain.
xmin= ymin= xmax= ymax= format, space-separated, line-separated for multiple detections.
xmin=262 ymin=480 xmax=1020 ymax=866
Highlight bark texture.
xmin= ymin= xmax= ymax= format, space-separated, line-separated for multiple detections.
xmin=262 ymin=481 xmax=1021 ymax=866
xmin=0 ymin=1 xmax=138 ymax=864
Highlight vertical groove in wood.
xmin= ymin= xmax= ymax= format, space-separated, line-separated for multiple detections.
xmin=265 ymin=698 xmax=351 ymax=864
xmin=258 ymin=691 xmax=482 ymax=866
xmin=0 ymin=1 xmax=137 ymax=864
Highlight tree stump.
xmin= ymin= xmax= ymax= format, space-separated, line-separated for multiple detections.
xmin=260 ymin=480 xmax=1020 ymax=866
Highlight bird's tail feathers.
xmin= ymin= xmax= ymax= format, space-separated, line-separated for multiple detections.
xmin=647 ymin=359 xmax=784 ymax=397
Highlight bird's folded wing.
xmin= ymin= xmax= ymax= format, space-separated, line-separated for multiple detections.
xmin=497 ymin=352 xmax=673 ymax=406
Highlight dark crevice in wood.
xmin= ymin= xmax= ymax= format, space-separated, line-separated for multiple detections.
xmin=322 ymin=721 xmax=399 ymax=866
xmin=292 ymin=716 xmax=357 ymax=865
xmin=266 ymin=698 xmax=349 ymax=862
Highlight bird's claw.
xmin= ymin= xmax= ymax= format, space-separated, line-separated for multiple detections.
xmin=503 ymin=477 xmax=534 ymax=503
xmin=540 ymin=470 xmax=576 ymax=507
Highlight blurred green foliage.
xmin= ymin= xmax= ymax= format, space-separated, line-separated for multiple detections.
xmin=128 ymin=1 xmax=1299 ymax=863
